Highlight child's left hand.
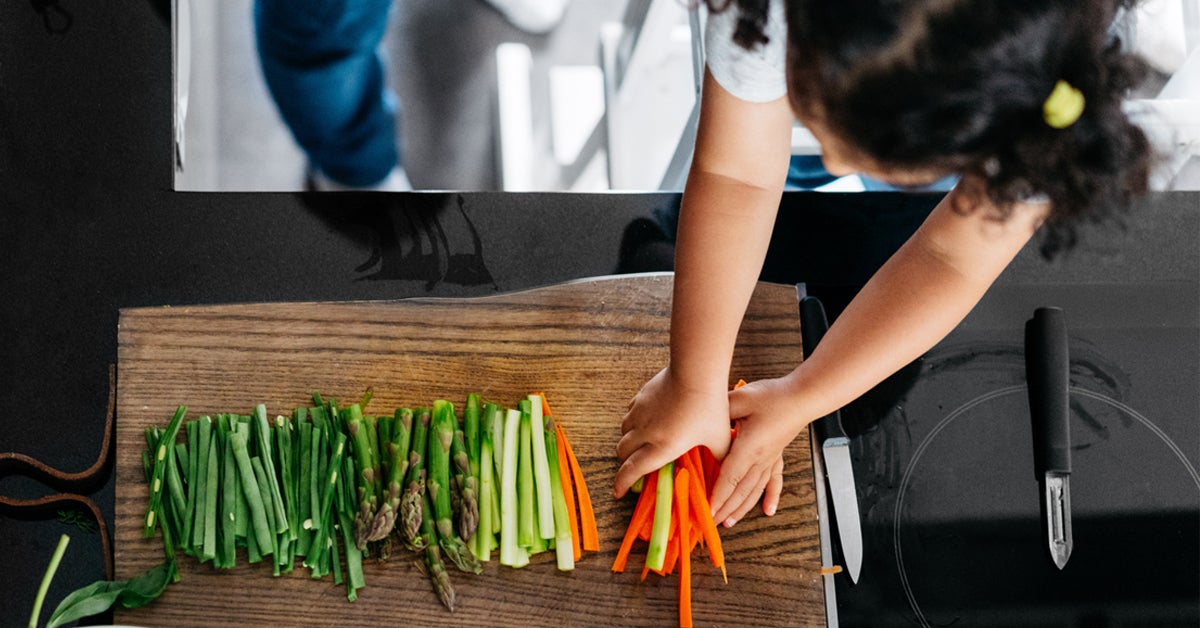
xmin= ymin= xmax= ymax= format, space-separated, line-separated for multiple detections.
xmin=709 ymin=376 xmax=808 ymax=527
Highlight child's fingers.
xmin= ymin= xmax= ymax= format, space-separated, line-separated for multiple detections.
xmin=613 ymin=444 xmax=671 ymax=499
xmin=719 ymin=467 xmax=769 ymax=527
xmin=727 ymin=380 xmax=758 ymax=419
xmin=761 ymin=455 xmax=785 ymax=516
xmin=710 ymin=457 xmax=765 ymax=524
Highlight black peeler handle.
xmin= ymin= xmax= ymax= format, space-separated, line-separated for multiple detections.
xmin=1025 ymin=307 xmax=1071 ymax=476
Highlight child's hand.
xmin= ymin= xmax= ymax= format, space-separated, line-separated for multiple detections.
xmin=709 ymin=377 xmax=803 ymax=527
xmin=614 ymin=367 xmax=734 ymax=498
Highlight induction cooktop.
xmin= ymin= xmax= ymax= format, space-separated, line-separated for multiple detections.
xmin=824 ymin=282 xmax=1199 ymax=627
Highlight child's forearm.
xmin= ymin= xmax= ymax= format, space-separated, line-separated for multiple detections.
xmin=669 ymin=170 xmax=783 ymax=390
xmin=669 ymin=70 xmax=793 ymax=392
xmin=777 ymin=189 xmax=1048 ymax=435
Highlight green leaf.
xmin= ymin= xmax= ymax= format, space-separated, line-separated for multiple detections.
xmin=46 ymin=581 xmax=126 ymax=628
xmin=46 ymin=560 xmax=174 ymax=627
xmin=118 ymin=560 xmax=175 ymax=607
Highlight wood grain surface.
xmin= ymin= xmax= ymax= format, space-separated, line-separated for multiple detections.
xmin=114 ymin=273 xmax=824 ymax=627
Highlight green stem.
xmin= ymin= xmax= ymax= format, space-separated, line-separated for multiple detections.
xmin=29 ymin=534 xmax=70 ymax=628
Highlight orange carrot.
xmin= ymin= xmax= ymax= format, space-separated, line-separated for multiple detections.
xmin=612 ymin=469 xmax=657 ymax=573
xmin=660 ymin=535 xmax=680 ymax=577
xmin=688 ymin=465 xmax=726 ymax=582
xmin=658 ymin=517 xmax=680 ymax=576
xmin=675 ymin=467 xmax=693 ymax=628
xmin=558 ymin=424 xmax=599 ymax=551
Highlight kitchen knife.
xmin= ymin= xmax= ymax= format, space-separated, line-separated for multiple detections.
xmin=1025 ymin=307 xmax=1073 ymax=570
xmin=798 ymin=290 xmax=864 ymax=584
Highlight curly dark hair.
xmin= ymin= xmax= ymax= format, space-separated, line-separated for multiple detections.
xmin=706 ymin=0 xmax=1153 ymax=256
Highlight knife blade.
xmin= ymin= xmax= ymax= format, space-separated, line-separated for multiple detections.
xmin=798 ymin=290 xmax=864 ymax=584
xmin=1025 ymin=307 xmax=1073 ymax=569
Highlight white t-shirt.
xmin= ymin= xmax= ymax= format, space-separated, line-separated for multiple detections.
xmin=704 ymin=0 xmax=788 ymax=103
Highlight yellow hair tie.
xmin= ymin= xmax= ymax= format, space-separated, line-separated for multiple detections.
xmin=1043 ymin=80 xmax=1085 ymax=129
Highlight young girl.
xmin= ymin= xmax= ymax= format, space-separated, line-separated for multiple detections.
xmin=614 ymin=0 xmax=1152 ymax=528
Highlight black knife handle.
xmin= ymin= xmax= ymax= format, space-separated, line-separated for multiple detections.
xmin=798 ymin=293 xmax=848 ymax=442
xmin=1025 ymin=307 xmax=1071 ymax=476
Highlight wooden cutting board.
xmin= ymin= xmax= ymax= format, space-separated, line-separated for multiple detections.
xmin=114 ymin=274 xmax=824 ymax=626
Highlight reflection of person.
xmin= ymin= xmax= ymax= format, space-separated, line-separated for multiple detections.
xmin=254 ymin=0 xmax=567 ymax=191
xmin=615 ymin=0 xmax=1151 ymax=527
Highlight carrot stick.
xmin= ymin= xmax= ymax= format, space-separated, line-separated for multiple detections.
xmin=555 ymin=422 xmax=582 ymax=562
xmin=675 ymin=468 xmax=693 ymax=628
xmin=699 ymin=447 xmax=719 ymax=498
xmin=660 ymin=533 xmax=680 ymax=576
xmin=685 ymin=447 xmax=706 ymax=497
xmin=688 ymin=465 xmax=726 ymax=582
xmin=559 ymin=424 xmax=599 ymax=551
xmin=612 ymin=469 xmax=656 ymax=573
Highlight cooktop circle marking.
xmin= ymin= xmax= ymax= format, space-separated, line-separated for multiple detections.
xmin=892 ymin=385 xmax=1199 ymax=627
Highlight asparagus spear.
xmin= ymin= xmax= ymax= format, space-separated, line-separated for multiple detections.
xmin=429 ymin=400 xmax=481 ymax=574
xmin=345 ymin=404 xmax=381 ymax=548
xmin=450 ymin=423 xmax=478 ymax=542
xmin=418 ymin=490 xmax=455 ymax=611
xmin=367 ymin=407 xmax=412 ymax=543
xmin=400 ymin=408 xmax=431 ymax=550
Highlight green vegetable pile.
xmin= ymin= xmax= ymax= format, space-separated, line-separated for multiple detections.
xmin=134 ymin=391 xmax=593 ymax=614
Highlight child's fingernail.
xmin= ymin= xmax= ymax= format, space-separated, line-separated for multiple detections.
xmin=724 ymin=517 xmax=736 ymax=527
xmin=766 ymin=504 xmax=777 ymax=516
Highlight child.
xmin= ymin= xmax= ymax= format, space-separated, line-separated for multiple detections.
xmin=614 ymin=0 xmax=1152 ymax=528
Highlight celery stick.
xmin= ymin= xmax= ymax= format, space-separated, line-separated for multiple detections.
xmin=545 ymin=428 xmax=574 ymax=570
xmin=499 ymin=408 xmax=521 ymax=566
xmin=646 ymin=461 xmax=674 ymax=571
xmin=516 ymin=402 xmax=537 ymax=549
xmin=527 ymin=394 xmax=555 ymax=540
xmin=474 ymin=433 xmax=495 ymax=561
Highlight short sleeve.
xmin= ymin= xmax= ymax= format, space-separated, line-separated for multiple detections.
xmin=704 ymin=0 xmax=788 ymax=103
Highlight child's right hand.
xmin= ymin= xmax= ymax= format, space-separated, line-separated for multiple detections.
xmin=613 ymin=367 xmax=734 ymax=498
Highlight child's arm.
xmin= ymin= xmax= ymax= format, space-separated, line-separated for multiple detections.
xmin=708 ymin=187 xmax=1050 ymax=526
xmin=613 ymin=69 xmax=794 ymax=498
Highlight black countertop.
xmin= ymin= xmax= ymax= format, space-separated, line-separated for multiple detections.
xmin=2 ymin=3 xmax=1196 ymax=626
